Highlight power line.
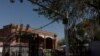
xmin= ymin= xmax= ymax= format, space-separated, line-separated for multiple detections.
xmin=9 ymin=0 xmax=66 ymax=29
xmin=28 ymin=0 xmax=68 ymax=28
xmin=28 ymin=0 xmax=68 ymax=29
xmin=36 ymin=19 xmax=57 ymax=29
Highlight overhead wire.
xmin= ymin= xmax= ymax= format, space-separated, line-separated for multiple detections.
xmin=36 ymin=19 xmax=57 ymax=29
xmin=10 ymin=0 xmax=64 ymax=29
xmin=28 ymin=0 xmax=65 ymax=29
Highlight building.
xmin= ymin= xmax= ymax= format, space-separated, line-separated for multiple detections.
xmin=0 ymin=24 xmax=58 ymax=56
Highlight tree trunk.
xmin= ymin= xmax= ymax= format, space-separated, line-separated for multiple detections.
xmin=64 ymin=24 xmax=70 ymax=56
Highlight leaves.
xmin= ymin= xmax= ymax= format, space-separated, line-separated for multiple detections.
xmin=29 ymin=0 xmax=99 ymax=24
xmin=94 ymin=30 xmax=100 ymax=40
xmin=77 ymin=28 xmax=85 ymax=37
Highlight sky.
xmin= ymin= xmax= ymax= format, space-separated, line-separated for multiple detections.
xmin=0 ymin=0 xmax=64 ymax=39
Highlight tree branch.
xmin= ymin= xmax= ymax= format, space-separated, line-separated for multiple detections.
xmin=28 ymin=0 xmax=67 ymax=19
xmin=85 ymin=2 xmax=100 ymax=10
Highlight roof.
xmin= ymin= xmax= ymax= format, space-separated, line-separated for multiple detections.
xmin=0 ymin=24 xmax=57 ymax=38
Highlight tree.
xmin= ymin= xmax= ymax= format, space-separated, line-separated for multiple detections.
xmin=9 ymin=0 xmax=100 ymax=56
xmin=28 ymin=0 xmax=100 ymax=21
xmin=28 ymin=0 xmax=99 ymax=56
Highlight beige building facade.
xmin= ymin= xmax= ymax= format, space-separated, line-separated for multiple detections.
xmin=0 ymin=24 xmax=58 ymax=56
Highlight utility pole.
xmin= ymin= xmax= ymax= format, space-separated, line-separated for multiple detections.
xmin=62 ymin=0 xmax=70 ymax=56
xmin=63 ymin=17 xmax=69 ymax=56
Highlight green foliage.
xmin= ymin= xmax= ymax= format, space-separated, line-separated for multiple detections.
xmin=29 ymin=0 xmax=100 ymax=54
xmin=37 ymin=0 xmax=66 ymax=21
xmin=85 ymin=0 xmax=100 ymax=9
xmin=29 ymin=0 xmax=100 ymax=24
xmin=77 ymin=28 xmax=85 ymax=37
xmin=59 ymin=38 xmax=65 ymax=45
xmin=94 ymin=30 xmax=100 ymax=40
xmin=96 ymin=14 xmax=100 ymax=25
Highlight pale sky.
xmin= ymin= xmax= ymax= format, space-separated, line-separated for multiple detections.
xmin=0 ymin=0 xmax=64 ymax=39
